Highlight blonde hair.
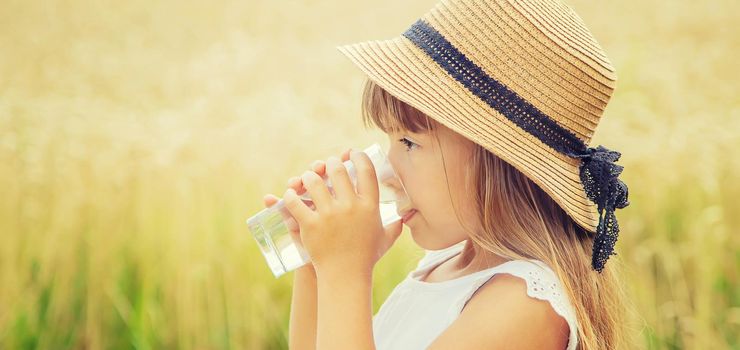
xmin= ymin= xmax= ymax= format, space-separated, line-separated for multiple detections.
xmin=361 ymin=79 xmax=634 ymax=350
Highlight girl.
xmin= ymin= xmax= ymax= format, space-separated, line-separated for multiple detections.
xmin=264 ymin=0 xmax=631 ymax=349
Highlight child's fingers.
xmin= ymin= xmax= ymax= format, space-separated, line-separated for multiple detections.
xmin=284 ymin=216 xmax=300 ymax=233
xmin=350 ymin=150 xmax=379 ymax=203
xmin=325 ymin=156 xmax=355 ymax=202
xmin=263 ymin=194 xmax=279 ymax=207
xmin=264 ymin=193 xmax=300 ymax=230
xmin=265 ymin=192 xmax=315 ymax=213
xmin=284 ymin=151 xmax=350 ymax=199
xmin=340 ymin=148 xmax=352 ymax=162
xmin=283 ymin=188 xmax=317 ymax=223
xmin=311 ymin=160 xmax=326 ymax=174
xmin=300 ymin=171 xmax=333 ymax=211
xmin=287 ymin=161 xmax=326 ymax=196
xmin=287 ymin=176 xmax=308 ymax=196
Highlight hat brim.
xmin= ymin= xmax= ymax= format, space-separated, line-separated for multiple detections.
xmin=337 ymin=36 xmax=600 ymax=233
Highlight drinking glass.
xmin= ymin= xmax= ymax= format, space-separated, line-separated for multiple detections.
xmin=247 ymin=143 xmax=410 ymax=278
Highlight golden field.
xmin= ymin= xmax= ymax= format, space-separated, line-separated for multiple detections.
xmin=0 ymin=0 xmax=737 ymax=349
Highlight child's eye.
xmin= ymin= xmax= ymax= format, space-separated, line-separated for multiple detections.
xmin=398 ymin=137 xmax=418 ymax=152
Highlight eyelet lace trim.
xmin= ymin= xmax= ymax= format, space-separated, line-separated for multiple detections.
xmin=521 ymin=266 xmax=578 ymax=350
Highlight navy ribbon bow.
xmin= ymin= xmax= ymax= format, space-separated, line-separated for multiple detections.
xmin=568 ymin=145 xmax=630 ymax=272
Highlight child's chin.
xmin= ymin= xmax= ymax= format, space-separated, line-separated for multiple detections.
xmin=409 ymin=230 xmax=436 ymax=250
xmin=407 ymin=229 xmax=421 ymax=245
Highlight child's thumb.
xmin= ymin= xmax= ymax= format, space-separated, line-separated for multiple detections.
xmin=383 ymin=219 xmax=404 ymax=243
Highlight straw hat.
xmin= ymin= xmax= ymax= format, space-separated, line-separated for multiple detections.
xmin=335 ymin=0 xmax=629 ymax=272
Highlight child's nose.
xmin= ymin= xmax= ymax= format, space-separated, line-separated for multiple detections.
xmin=381 ymin=174 xmax=411 ymax=208
xmin=381 ymin=177 xmax=401 ymax=193
xmin=377 ymin=146 xmax=411 ymax=207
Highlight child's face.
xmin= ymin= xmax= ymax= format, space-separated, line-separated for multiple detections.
xmin=386 ymin=123 xmax=480 ymax=250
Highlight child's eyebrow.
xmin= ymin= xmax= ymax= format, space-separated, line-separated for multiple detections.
xmin=390 ymin=127 xmax=426 ymax=136
xmin=389 ymin=131 xmax=425 ymax=140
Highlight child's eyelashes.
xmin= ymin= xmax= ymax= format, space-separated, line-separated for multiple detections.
xmin=398 ymin=137 xmax=418 ymax=152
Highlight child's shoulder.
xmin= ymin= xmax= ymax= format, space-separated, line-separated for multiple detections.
xmin=458 ymin=265 xmax=570 ymax=348
xmin=428 ymin=259 xmax=579 ymax=350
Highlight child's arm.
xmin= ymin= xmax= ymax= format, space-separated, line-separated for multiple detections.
xmin=284 ymin=152 xmax=394 ymax=350
xmin=289 ymin=264 xmax=318 ymax=350
xmin=263 ymin=192 xmax=319 ymax=350
xmin=284 ymin=151 xmax=357 ymax=349
xmin=315 ymin=268 xmax=375 ymax=350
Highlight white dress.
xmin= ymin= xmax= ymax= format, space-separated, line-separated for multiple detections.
xmin=372 ymin=241 xmax=579 ymax=350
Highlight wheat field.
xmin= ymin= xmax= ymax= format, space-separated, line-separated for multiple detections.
xmin=0 ymin=0 xmax=738 ymax=349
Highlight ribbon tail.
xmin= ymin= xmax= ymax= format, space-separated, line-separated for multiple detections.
xmin=591 ymin=206 xmax=620 ymax=273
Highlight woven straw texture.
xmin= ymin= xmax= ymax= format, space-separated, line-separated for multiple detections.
xmin=336 ymin=0 xmax=619 ymax=233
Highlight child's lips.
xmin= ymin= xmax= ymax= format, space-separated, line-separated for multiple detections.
xmin=401 ymin=209 xmax=418 ymax=223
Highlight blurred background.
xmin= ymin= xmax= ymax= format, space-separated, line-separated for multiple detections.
xmin=0 ymin=0 xmax=738 ymax=349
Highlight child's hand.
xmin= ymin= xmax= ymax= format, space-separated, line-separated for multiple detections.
xmin=262 ymin=151 xmax=351 ymax=264
xmin=282 ymin=149 xmax=404 ymax=277
xmin=263 ymin=148 xmax=354 ymax=266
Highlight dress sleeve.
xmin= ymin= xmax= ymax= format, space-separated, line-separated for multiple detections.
xmin=453 ymin=260 xmax=580 ymax=350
